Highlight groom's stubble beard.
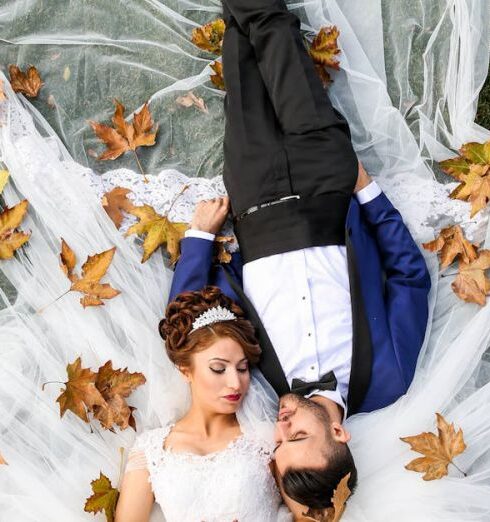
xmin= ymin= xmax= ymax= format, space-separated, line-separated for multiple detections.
xmin=280 ymin=393 xmax=333 ymax=427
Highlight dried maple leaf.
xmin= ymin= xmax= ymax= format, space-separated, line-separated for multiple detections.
xmin=309 ymin=26 xmax=341 ymax=87
xmin=89 ymin=100 xmax=158 ymax=181
xmin=101 ymin=187 xmax=135 ymax=229
xmin=213 ymin=235 xmax=235 ymax=264
xmin=0 ymin=79 xmax=7 ymax=102
xmin=92 ymin=361 xmax=146 ymax=431
xmin=422 ymin=225 xmax=478 ymax=268
xmin=300 ymin=473 xmax=352 ymax=522
xmin=125 ymin=204 xmax=188 ymax=264
xmin=0 ymin=169 xmax=10 ymax=194
xmin=440 ymin=140 xmax=490 ymax=216
xmin=401 ymin=413 xmax=467 ymax=480
xmin=84 ymin=472 xmax=119 ymax=522
xmin=0 ymin=452 xmax=7 ymax=465
xmin=210 ymin=60 xmax=225 ymax=90
xmin=59 ymin=239 xmax=121 ymax=308
xmin=55 ymin=357 xmax=106 ymax=423
xmin=176 ymin=91 xmax=209 ymax=114
xmin=452 ymin=249 xmax=490 ymax=306
xmin=192 ymin=18 xmax=226 ymax=55
xmin=0 ymin=199 xmax=31 ymax=260
xmin=8 ymin=64 xmax=44 ymax=98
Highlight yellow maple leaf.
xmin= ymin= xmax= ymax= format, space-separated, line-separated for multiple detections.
xmin=59 ymin=239 xmax=121 ymax=308
xmin=452 ymin=250 xmax=490 ymax=306
xmin=0 ymin=199 xmax=31 ymax=260
xmin=125 ymin=204 xmax=188 ymax=264
xmin=8 ymin=64 xmax=44 ymax=97
xmin=84 ymin=472 xmax=120 ymax=522
xmin=401 ymin=413 xmax=467 ymax=480
xmin=422 ymin=225 xmax=478 ymax=268
xmin=192 ymin=18 xmax=226 ymax=55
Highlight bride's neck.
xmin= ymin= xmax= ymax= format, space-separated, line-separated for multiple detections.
xmin=178 ymin=404 xmax=239 ymax=438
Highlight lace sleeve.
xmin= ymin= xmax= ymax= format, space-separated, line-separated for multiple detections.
xmin=124 ymin=432 xmax=150 ymax=473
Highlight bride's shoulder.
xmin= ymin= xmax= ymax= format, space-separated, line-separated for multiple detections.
xmin=131 ymin=423 xmax=174 ymax=452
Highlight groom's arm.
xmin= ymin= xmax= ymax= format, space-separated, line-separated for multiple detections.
xmin=357 ymin=168 xmax=431 ymax=384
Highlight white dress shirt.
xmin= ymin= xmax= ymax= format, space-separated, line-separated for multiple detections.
xmin=185 ymin=181 xmax=382 ymax=418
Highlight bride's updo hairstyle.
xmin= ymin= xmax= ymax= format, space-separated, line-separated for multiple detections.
xmin=159 ymin=286 xmax=261 ymax=369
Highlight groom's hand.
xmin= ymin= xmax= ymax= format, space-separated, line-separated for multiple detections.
xmin=190 ymin=197 xmax=230 ymax=234
xmin=354 ymin=161 xmax=373 ymax=193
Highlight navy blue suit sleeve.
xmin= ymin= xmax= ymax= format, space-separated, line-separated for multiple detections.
xmin=360 ymin=192 xmax=432 ymax=386
xmin=169 ymin=237 xmax=243 ymax=304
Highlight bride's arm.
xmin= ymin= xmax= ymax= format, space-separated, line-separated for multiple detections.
xmin=115 ymin=466 xmax=154 ymax=522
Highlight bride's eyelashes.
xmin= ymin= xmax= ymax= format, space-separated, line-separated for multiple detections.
xmin=209 ymin=365 xmax=249 ymax=374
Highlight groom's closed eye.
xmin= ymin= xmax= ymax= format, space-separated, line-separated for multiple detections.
xmin=273 ymin=431 xmax=308 ymax=452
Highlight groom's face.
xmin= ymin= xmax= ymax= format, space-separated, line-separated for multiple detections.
xmin=273 ymin=394 xmax=332 ymax=475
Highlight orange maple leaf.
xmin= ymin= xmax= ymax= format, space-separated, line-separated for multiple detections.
xmin=192 ymin=18 xmax=226 ymax=55
xmin=422 ymin=225 xmax=478 ymax=268
xmin=309 ymin=26 xmax=341 ymax=87
xmin=8 ymin=64 xmax=44 ymax=97
xmin=452 ymin=250 xmax=490 ymax=306
xmin=92 ymin=361 xmax=146 ymax=431
xmin=59 ymin=239 xmax=121 ymax=308
xmin=401 ymin=413 xmax=467 ymax=481
xmin=54 ymin=357 xmax=106 ymax=422
xmin=210 ymin=60 xmax=225 ymax=90
xmin=101 ymin=187 xmax=135 ymax=229
xmin=0 ymin=78 xmax=7 ymax=102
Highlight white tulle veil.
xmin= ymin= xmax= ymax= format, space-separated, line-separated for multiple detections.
xmin=1 ymin=0 xmax=490 ymax=520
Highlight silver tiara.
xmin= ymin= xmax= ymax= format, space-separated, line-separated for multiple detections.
xmin=190 ymin=305 xmax=237 ymax=333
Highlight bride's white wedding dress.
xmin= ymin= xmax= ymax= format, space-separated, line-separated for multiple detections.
xmin=125 ymin=423 xmax=290 ymax=522
xmin=1 ymin=1 xmax=490 ymax=521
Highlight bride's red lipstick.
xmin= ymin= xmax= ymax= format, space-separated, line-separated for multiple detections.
xmin=223 ymin=394 xmax=241 ymax=402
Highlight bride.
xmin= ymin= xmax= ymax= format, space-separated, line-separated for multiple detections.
xmin=115 ymin=287 xmax=289 ymax=522
xmin=1 ymin=0 xmax=490 ymax=521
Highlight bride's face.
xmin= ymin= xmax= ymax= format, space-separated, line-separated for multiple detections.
xmin=182 ymin=336 xmax=251 ymax=414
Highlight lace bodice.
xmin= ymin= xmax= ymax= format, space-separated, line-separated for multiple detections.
xmin=126 ymin=424 xmax=291 ymax=522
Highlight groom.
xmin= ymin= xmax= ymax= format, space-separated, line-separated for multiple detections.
xmin=167 ymin=0 xmax=431 ymax=515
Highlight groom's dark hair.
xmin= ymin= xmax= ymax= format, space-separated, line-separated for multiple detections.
xmin=281 ymin=442 xmax=357 ymax=509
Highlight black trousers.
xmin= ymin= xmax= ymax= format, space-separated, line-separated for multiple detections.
xmin=222 ymin=0 xmax=358 ymax=262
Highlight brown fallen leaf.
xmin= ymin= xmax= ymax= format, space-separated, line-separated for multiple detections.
xmin=84 ymin=472 xmax=120 ymax=522
xmin=92 ymin=361 xmax=146 ymax=431
xmin=89 ymin=100 xmax=158 ymax=182
xmin=0 ymin=452 xmax=7 ymax=465
xmin=213 ymin=235 xmax=235 ymax=264
xmin=300 ymin=473 xmax=352 ymax=522
xmin=102 ymin=187 xmax=135 ymax=229
xmin=125 ymin=204 xmax=188 ymax=264
xmin=192 ymin=18 xmax=226 ymax=55
xmin=401 ymin=413 xmax=467 ymax=481
xmin=440 ymin=140 xmax=490 ymax=217
xmin=176 ymin=91 xmax=209 ymax=114
xmin=452 ymin=249 xmax=490 ymax=306
xmin=422 ymin=225 xmax=478 ymax=268
xmin=210 ymin=60 xmax=225 ymax=90
xmin=309 ymin=26 xmax=341 ymax=87
xmin=59 ymin=239 xmax=121 ymax=308
xmin=54 ymin=357 xmax=106 ymax=423
xmin=0 ymin=199 xmax=31 ymax=260
xmin=8 ymin=64 xmax=44 ymax=98
xmin=0 ymin=79 xmax=7 ymax=102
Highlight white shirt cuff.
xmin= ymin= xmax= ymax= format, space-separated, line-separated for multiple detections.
xmin=355 ymin=180 xmax=382 ymax=205
xmin=184 ymin=229 xmax=216 ymax=241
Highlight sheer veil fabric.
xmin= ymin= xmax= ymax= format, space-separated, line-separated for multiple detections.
xmin=0 ymin=0 xmax=490 ymax=520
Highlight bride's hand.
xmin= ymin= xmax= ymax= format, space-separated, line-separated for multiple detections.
xmin=190 ymin=197 xmax=230 ymax=234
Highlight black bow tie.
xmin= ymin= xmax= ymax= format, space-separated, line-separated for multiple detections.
xmin=290 ymin=370 xmax=337 ymax=397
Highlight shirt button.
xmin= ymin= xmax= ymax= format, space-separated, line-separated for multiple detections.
xmin=310 ymin=365 xmax=315 ymax=370
xmin=302 ymin=296 xmax=306 ymax=300
xmin=307 ymin=332 xmax=312 ymax=337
